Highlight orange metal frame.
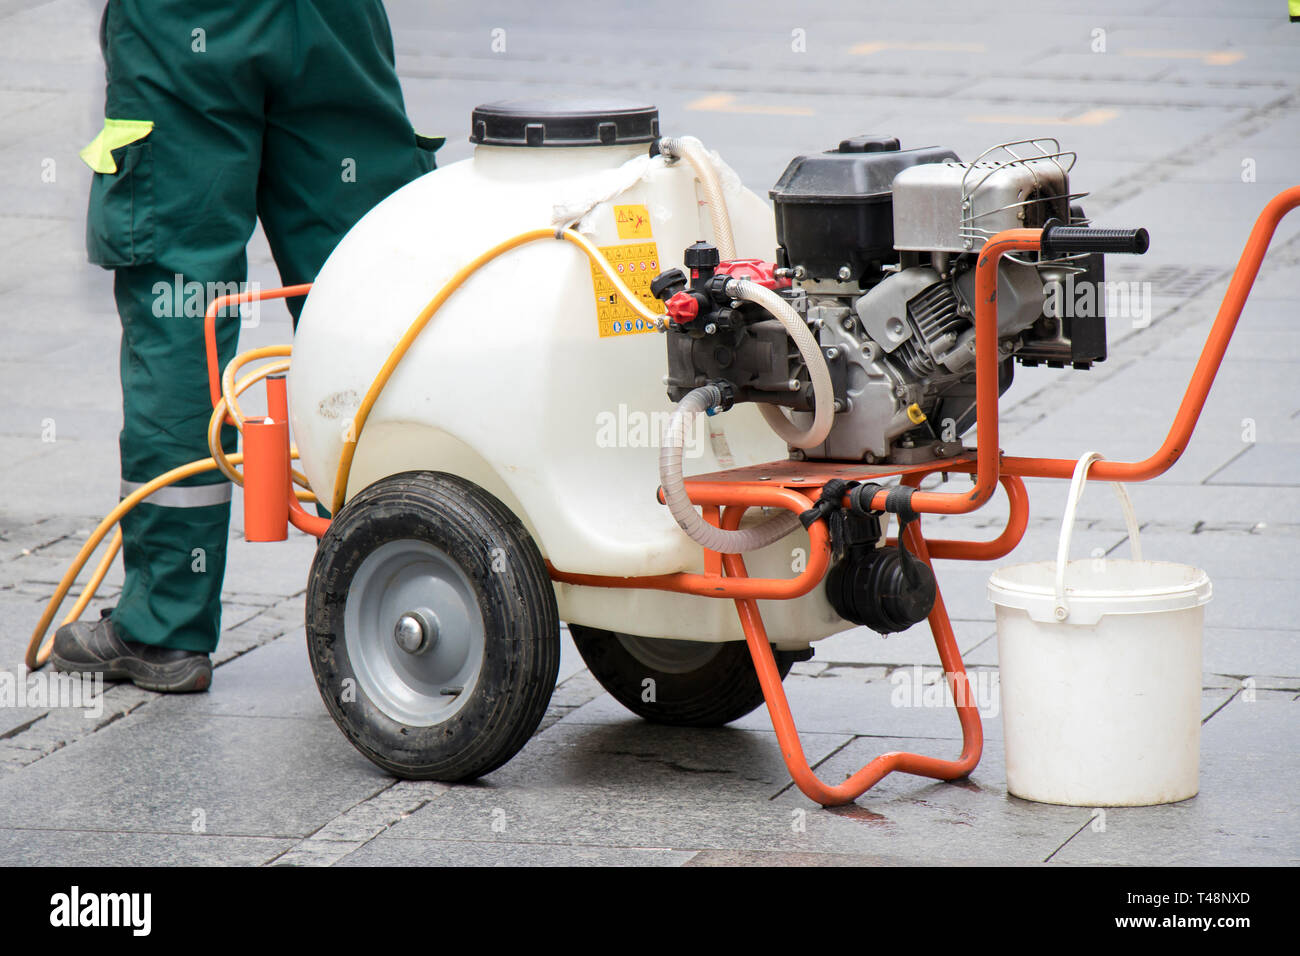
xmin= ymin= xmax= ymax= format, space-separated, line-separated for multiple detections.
xmin=210 ymin=187 xmax=1300 ymax=805
xmin=554 ymin=186 xmax=1300 ymax=804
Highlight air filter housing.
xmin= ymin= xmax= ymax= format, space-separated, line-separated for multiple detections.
xmin=769 ymin=137 xmax=958 ymax=282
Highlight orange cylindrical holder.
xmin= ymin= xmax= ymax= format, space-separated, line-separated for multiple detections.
xmin=242 ymin=417 xmax=290 ymax=542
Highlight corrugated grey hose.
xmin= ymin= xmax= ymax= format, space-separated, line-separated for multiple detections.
xmin=659 ymin=385 xmax=801 ymax=554
xmin=658 ymin=136 xmax=736 ymax=260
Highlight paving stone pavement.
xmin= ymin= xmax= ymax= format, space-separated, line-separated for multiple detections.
xmin=0 ymin=0 xmax=1296 ymax=866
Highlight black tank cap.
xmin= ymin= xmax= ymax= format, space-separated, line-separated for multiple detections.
xmin=469 ymin=100 xmax=660 ymax=148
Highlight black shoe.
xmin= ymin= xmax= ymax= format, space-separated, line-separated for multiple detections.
xmin=51 ymin=609 xmax=212 ymax=693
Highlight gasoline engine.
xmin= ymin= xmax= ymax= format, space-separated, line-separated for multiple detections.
xmin=652 ymin=135 xmax=1147 ymax=632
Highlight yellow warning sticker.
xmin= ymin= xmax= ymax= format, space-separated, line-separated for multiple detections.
xmin=613 ymin=204 xmax=654 ymax=239
xmin=589 ymin=241 xmax=666 ymax=338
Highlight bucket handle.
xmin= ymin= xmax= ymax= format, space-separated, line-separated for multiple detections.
xmin=1054 ymin=451 xmax=1143 ymax=622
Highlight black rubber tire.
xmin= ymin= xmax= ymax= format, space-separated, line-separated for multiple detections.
xmin=568 ymin=623 xmax=799 ymax=727
xmin=305 ymin=471 xmax=559 ymax=781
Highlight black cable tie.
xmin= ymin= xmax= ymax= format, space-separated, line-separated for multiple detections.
xmin=847 ymin=482 xmax=885 ymax=516
xmin=799 ymin=478 xmax=856 ymax=529
xmin=883 ymin=485 xmax=925 ymax=583
xmin=884 ymin=485 xmax=918 ymax=525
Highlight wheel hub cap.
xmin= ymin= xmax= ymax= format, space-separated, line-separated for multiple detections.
xmin=344 ymin=540 xmax=485 ymax=726
xmin=393 ymin=608 xmax=439 ymax=654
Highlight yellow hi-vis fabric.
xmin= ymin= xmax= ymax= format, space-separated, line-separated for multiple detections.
xmin=79 ymin=119 xmax=154 ymax=174
xmin=1292 ymin=0 xmax=1300 ymax=20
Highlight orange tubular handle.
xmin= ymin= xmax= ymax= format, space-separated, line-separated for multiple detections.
xmin=204 ymin=283 xmax=312 ymax=410
xmin=1003 ymin=185 xmax=1300 ymax=483
xmin=888 ymin=472 xmax=1030 ymax=561
xmin=287 ymin=487 xmax=331 ymax=538
xmin=548 ymin=485 xmax=830 ymax=599
xmin=731 ymin=520 xmax=982 ymax=806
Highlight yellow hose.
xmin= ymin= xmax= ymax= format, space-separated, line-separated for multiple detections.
xmin=26 ymin=455 xmax=232 ymax=669
xmin=207 ymin=356 xmax=315 ymax=499
xmin=32 ymin=226 xmax=663 ymax=670
xmin=221 ymin=344 xmax=292 ymax=431
xmin=28 ymin=359 xmax=307 ymax=669
xmin=62 ymin=528 xmax=122 ymax=629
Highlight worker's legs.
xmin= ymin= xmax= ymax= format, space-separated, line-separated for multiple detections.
xmin=82 ymin=0 xmax=279 ymax=652
xmin=77 ymin=0 xmax=433 ymax=655
xmin=113 ymin=265 xmax=245 ymax=652
xmin=257 ymin=0 xmax=439 ymax=321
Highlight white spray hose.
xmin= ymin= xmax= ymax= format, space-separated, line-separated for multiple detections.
xmin=727 ymin=278 xmax=835 ymax=450
xmin=659 ymin=384 xmax=801 ymax=553
xmin=658 ymin=136 xmax=736 ymax=260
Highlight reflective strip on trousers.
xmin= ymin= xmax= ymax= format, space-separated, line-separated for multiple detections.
xmin=120 ymin=480 xmax=233 ymax=508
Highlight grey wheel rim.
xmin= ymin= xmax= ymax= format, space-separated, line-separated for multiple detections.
xmin=344 ymin=539 xmax=485 ymax=726
xmin=615 ymin=633 xmax=723 ymax=674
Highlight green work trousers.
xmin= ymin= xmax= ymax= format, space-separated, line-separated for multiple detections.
xmin=83 ymin=0 xmax=438 ymax=651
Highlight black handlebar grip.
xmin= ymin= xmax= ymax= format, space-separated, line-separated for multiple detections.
xmin=1040 ymin=218 xmax=1150 ymax=257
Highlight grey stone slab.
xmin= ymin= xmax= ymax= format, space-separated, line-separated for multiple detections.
xmin=1170 ymin=147 xmax=1300 ymax=187
xmin=1007 ymin=357 xmax=1300 ymax=452
xmin=1202 ymin=628 xmax=1300 ymax=679
xmin=382 ymin=719 xmax=852 ymax=851
xmin=548 ymin=669 xmax=603 ymax=711
xmin=307 ymin=779 xmax=447 ymax=843
xmin=148 ymin=632 xmax=325 ymax=721
xmin=0 ymin=678 xmax=152 ymax=765
xmin=337 ymin=836 xmax=694 ymax=867
xmin=1207 ymin=443 xmax=1300 ymax=487
xmin=1102 ymin=528 xmax=1300 ymax=581
xmin=0 ymin=827 xmax=291 ymax=866
xmin=959 ymin=633 xmax=1000 ymax=667
xmin=210 ymin=597 xmax=307 ymax=666
xmin=216 ymin=530 xmax=317 ymax=598
xmin=270 ymin=778 xmax=448 ymax=864
xmin=762 ymin=732 xmax=1091 ymax=865
xmin=1203 ymin=574 xmax=1300 ymax=631
xmin=0 ymin=440 xmax=121 ymax=517
xmin=683 ymin=848 xmax=1001 ymax=866
xmin=1202 ymin=686 xmax=1236 ymax=721
xmin=269 ymin=838 xmax=365 ymax=867
xmin=0 ymin=709 xmax=391 ymax=839
xmin=1052 ymin=696 xmax=1300 ymax=864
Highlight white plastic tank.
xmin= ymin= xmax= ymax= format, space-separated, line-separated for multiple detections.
xmin=290 ymin=101 xmax=843 ymax=646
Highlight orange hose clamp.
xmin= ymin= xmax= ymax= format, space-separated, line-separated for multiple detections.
xmin=242 ymin=417 xmax=290 ymax=542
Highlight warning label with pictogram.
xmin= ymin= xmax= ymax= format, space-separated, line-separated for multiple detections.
xmin=589 ymin=241 xmax=666 ymax=338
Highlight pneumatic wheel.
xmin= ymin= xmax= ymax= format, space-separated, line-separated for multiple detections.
xmin=568 ymin=624 xmax=801 ymax=727
xmin=305 ymin=471 xmax=559 ymax=781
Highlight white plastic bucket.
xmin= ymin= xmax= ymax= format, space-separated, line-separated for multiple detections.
xmin=987 ymin=452 xmax=1212 ymax=806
